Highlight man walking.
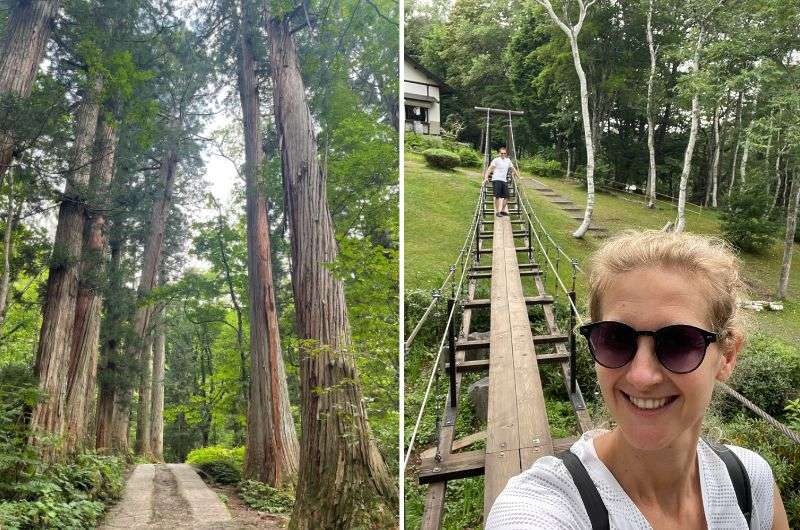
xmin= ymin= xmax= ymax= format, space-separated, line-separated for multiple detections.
xmin=484 ymin=147 xmax=518 ymax=217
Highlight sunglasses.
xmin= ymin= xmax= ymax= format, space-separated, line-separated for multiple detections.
xmin=578 ymin=321 xmax=717 ymax=374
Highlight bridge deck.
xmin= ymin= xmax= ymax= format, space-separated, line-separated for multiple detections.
xmin=484 ymin=215 xmax=554 ymax=515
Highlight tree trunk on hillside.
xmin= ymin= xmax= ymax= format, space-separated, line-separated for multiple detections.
xmin=30 ymin=81 xmax=102 ymax=460
xmin=727 ymin=91 xmax=743 ymax=197
xmin=769 ymin=146 xmax=786 ymax=216
xmin=675 ymin=28 xmax=704 ymax=233
xmin=710 ymin=102 xmax=721 ymax=208
xmin=237 ymin=0 xmax=299 ymax=486
xmin=536 ymin=0 xmax=596 ymax=238
xmin=645 ymin=0 xmax=658 ymax=209
xmin=0 ymin=169 xmax=21 ymax=329
xmin=268 ymin=18 xmax=396 ymax=529
xmin=64 ymin=115 xmax=117 ymax=453
xmin=149 ymin=307 xmax=165 ymax=461
xmin=778 ymin=168 xmax=799 ymax=299
xmin=131 ymin=134 xmax=178 ymax=458
xmin=0 ymin=0 xmax=60 ymax=184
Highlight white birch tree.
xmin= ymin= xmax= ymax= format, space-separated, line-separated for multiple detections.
xmin=645 ymin=0 xmax=658 ymax=209
xmin=535 ymin=0 xmax=597 ymax=238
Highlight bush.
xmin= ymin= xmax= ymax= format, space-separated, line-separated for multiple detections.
xmin=519 ymin=155 xmax=562 ymax=178
xmin=721 ymin=186 xmax=779 ymax=254
xmin=405 ymin=133 xmax=441 ymax=153
xmin=714 ymin=333 xmax=800 ymax=420
xmin=422 ymin=148 xmax=460 ymax=170
xmin=239 ymin=480 xmax=294 ymax=513
xmin=185 ymin=446 xmax=243 ymax=484
xmin=457 ymin=148 xmax=482 ymax=168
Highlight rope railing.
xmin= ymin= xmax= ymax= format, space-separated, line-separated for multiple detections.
xmin=403 ymin=185 xmax=482 ymax=471
xmin=403 ymin=184 xmax=484 ymax=353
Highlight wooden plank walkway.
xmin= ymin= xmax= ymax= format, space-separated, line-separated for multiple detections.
xmin=484 ymin=214 xmax=553 ymax=516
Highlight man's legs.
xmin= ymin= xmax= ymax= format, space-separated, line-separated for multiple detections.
xmin=494 ymin=195 xmax=502 ymax=216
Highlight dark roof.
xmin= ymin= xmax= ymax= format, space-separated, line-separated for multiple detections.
xmin=404 ymin=53 xmax=449 ymax=90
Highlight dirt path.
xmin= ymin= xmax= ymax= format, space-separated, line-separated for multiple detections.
xmin=99 ymin=464 xmax=234 ymax=529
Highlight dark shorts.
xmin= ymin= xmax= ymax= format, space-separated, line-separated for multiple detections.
xmin=492 ymin=179 xmax=508 ymax=198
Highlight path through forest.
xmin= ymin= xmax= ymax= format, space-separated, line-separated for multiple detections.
xmin=99 ymin=463 xmax=239 ymax=529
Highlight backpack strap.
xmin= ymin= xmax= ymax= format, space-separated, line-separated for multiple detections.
xmin=703 ymin=438 xmax=752 ymax=528
xmin=557 ymin=451 xmax=610 ymax=530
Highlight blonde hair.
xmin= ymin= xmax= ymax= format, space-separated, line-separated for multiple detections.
xmin=587 ymin=230 xmax=745 ymax=348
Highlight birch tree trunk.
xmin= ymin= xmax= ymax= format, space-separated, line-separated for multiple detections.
xmin=0 ymin=0 xmax=60 ymax=184
xmin=64 ymin=115 xmax=117 ymax=453
xmin=536 ymin=0 xmax=596 ymax=238
xmin=727 ymin=91 xmax=743 ymax=197
xmin=710 ymin=103 xmax=721 ymax=208
xmin=778 ymin=168 xmax=799 ymax=299
xmin=769 ymin=147 xmax=786 ymax=216
xmin=236 ymin=0 xmax=298 ymax=486
xmin=675 ymin=28 xmax=704 ymax=233
xmin=149 ymin=308 xmax=165 ymax=461
xmin=131 ymin=133 xmax=178 ymax=458
xmin=30 ymin=81 xmax=102 ymax=460
xmin=268 ymin=18 xmax=396 ymax=528
xmin=645 ymin=0 xmax=658 ymax=209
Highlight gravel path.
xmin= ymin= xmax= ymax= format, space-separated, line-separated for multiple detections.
xmin=99 ymin=464 xmax=234 ymax=529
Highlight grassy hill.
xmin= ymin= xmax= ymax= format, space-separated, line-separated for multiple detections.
xmin=405 ymin=151 xmax=800 ymax=343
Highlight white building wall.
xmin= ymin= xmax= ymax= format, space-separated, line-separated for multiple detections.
xmin=403 ymin=61 xmax=441 ymax=135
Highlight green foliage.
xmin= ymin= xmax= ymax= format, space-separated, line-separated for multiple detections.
xmin=457 ymin=147 xmax=482 ymax=168
xmin=422 ymin=148 xmax=461 ymax=170
xmin=185 ymin=446 xmax=244 ymax=484
xmin=238 ymin=480 xmax=294 ymax=513
xmin=718 ymin=333 xmax=800 ymax=419
xmin=0 ymin=366 xmax=124 ymax=529
xmin=405 ymin=132 xmax=443 ymax=153
xmin=519 ymin=156 xmax=563 ymax=179
xmin=720 ymin=186 xmax=780 ymax=254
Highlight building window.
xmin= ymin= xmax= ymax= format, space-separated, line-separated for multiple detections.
xmin=405 ymin=105 xmax=428 ymax=123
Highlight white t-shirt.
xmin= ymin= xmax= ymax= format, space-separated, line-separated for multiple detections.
xmin=486 ymin=429 xmax=774 ymax=529
xmin=490 ymin=157 xmax=514 ymax=181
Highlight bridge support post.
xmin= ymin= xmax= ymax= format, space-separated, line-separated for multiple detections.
xmin=447 ymin=297 xmax=457 ymax=407
xmin=569 ymin=290 xmax=577 ymax=394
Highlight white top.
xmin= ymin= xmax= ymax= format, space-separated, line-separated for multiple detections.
xmin=490 ymin=157 xmax=514 ymax=181
xmin=486 ymin=429 xmax=774 ymax=529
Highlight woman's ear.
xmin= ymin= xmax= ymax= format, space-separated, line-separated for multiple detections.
xmin=715 ymin=329 xmax=743 ymax=382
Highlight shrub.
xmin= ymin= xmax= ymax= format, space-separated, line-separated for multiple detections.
xmin=239 ymin=480 xmax=294 ymax=514
xmin=519 ymin=155 xmax=562 ymax=178
xmin=185 ymin=446 xmax=243 ymax=484
xmin=405 ymin=133 xmax=441 ymax=153
xmin=714 ymin=333 xmax=800 ymax=420
xmin=457 ymin=147 xmax=482 ymax=168
xmin=422 ymin=148 xmax=460 ymax=170
xmin=720 ymin=186 xmax=779 ymax=254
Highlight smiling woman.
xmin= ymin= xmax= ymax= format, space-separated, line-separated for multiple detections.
xmin=486 ymin=230 xmax=790 ymax=530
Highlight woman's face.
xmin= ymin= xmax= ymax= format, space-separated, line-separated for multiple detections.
xmin=595 ymin=266 xmax=738 ymax=451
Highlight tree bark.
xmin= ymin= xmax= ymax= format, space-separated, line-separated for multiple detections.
xmin=536 ymin=0 xmax=596 ymax=238
xmin=64 ymin=115 xmax=117 ymax=454
xmin=149 ymin=308 xmax=165 ymax=461
xmin=30 ymin=81 xmax=102 ymax=460
xmin=0 ymin=0 xmax=60 ymax=184
xmin=268 ymin=18 xmax=396 ymax=529
xmin=727 ymin=91 xmax=743 ymax=197
xmin=129 ymin=125 xmax=179 ymax=457
xmin=710 ymin=102 xmax=721 ymax=208
xmin=675 ymin=28 xmax=703 ymax=233
xmin=769 ymin=146 xmax=786 ymax=216
xmin=237 ymin=0 xmax=299 ymax=486
xmin=134 ymin=330 xmax=155 ymax=456
xmin=645 ymin=0 xmax=658 ymax=209
xmin=778 ymin=168 xmax=799 ymax=299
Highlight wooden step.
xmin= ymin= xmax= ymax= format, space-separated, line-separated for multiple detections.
xmin=418 ymin=436 xmax=578 ymax=484
xmin=456 ymin=333 xmax=568 ymax=350
xmin=446 ymin=351 xmax=569 ymax=372
xmin=462 ymin=295 xmax=553 ymax=308
xmin=471 ymin=263 xmax=539 ymax=272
